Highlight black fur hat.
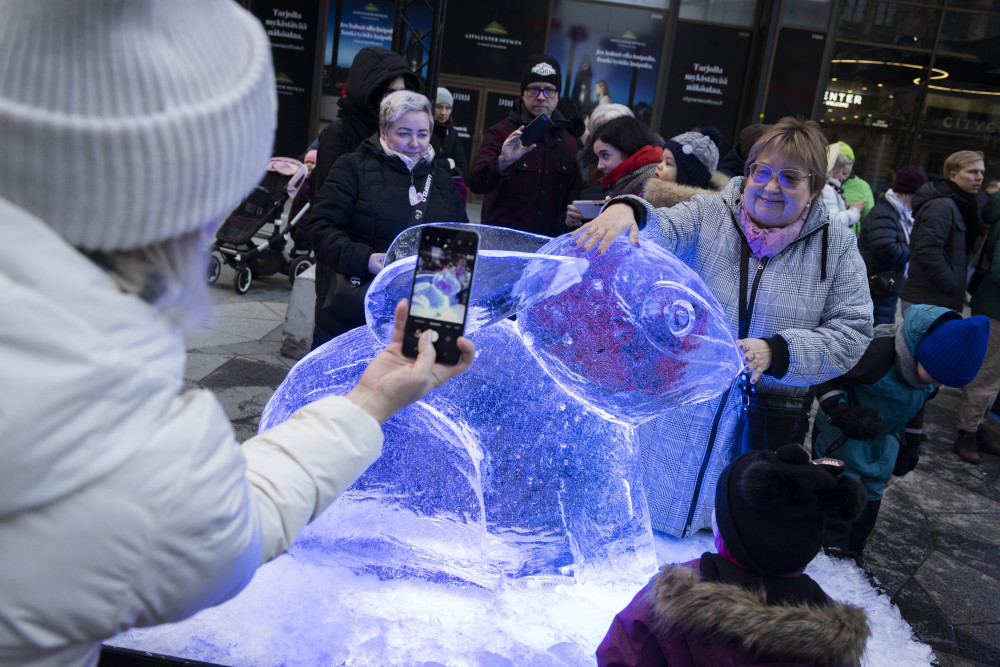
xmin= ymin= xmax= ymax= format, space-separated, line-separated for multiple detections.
xmin=714 ymin=444 xmax=867 ymax=576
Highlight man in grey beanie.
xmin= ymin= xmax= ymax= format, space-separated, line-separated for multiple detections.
xmin=0 ymin=3 xmax=472 ymax=666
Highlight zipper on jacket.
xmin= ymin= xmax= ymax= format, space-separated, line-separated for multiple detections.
xmin=682 ymin=252 xmax=769 ymax=536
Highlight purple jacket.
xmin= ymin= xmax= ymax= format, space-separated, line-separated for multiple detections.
xmin=597 ymin=556 xmax=869 ymax=667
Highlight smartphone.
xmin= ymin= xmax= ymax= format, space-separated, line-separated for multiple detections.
xmin=572 ymin=200 xmax=606 ymax=221
xmin=403 ymin=226 xmax=480 ymax=364
xmin=519 ymin=114 xmax=554 ymax=147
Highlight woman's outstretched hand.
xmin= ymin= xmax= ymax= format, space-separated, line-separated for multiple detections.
xmin=737 ymin=338 xmax=772 ymax=384
xmin=570 ymin=203 xmax=640 ymax=253
xmin=346 ymin=300 xmax=475 ymax=423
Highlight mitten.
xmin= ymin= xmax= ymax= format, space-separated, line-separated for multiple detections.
xmin=893 ymin=432 xmax=923 ymax=476
xmin=826 ymin=403 xmax=886 ymax=440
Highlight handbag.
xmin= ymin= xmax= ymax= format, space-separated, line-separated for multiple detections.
xmin=868 ymin=270 xmax=905 ymax=297
xmin=730 ymin=239 xmax=812 ymax=456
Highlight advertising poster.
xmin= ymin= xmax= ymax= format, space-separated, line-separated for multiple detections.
xmin=483 ymin=91 xmax=522 ymax=135
xmin=661 ymin=22 xmax=752 ymax=147
xmin=440 ymin=0 xmax=547 ymax=82
xmin=325 ymin=0 xmax=395 ymax=94
xmin=765 ymin=29 xmax=826 ymax=122
xmin=548 ymin=0 xmax=666 ymax=126
xmin=252 ymin=1 xmax=326 ymax=157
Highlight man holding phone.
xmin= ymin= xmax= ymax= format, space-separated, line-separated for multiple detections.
xmin=468 ymin=54 xmax=582 ymax=237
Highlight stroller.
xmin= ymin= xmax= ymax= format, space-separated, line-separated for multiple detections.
xmin=208 ymin=156 xmax=315 ymax=294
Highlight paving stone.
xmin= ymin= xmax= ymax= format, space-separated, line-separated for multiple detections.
xmin=917 ymin=551 xmax=1000 ymax=626
xmin=892 ymin=470 xmax=1000 ymax=515
xmin=184 ymin=352 xmax=230 ymax=383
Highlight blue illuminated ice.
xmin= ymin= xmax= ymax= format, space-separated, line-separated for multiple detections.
xmin=109 ymin=225 xmax=936 ymax=666
xmin=258 ymin=224 xmax=743 ymax=588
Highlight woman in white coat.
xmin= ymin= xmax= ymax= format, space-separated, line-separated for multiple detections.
xmin=822 ymin=142 xmax=868 ymax=231
xmin=0 ymin=3 xmax=472 ymax=666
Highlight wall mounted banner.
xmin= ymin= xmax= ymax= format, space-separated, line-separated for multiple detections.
xmin=441 ymin=0 xmax=547 ymax=82
xmin=661 ymin=22 xmax=751 ymax=148
xmin=548 ymin=0 xmax=666 ymax=126
xmin=326 ymin=0 xmax=396 ymax=94
xmin=251 ymin=1 xmax=325 ymax=157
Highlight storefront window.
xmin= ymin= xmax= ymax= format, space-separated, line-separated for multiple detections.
xmin=679 ymin=0 xmax=757 ymax=27
xmin=821 ymin=50 xmax=932 ymax=192
xmin=839 ymin=1 xmax=940 ymax=48
xmin=781 ymin=0 xmax=834 ymax=30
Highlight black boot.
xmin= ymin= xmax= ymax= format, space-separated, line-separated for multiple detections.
xmin=976 ymin=427 xmax=1000 ymax=457
xmin=955 ymin=429 xmax=981 ymax=464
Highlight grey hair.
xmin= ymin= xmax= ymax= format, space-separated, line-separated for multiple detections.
xmin=832 ymin=151 xmax=853 ymax=171
xmin=85 ymin=225 xmax=215 ymax=333
xmin=380 ymin=90 xmax=433 ymax=132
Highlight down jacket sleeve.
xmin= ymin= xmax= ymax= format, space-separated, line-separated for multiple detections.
xmin=861 ymin=199 xmax=907 ymax=270
xmin=308 ymin=152 xmax=374 ymax=278
xmin=243 ymin=395 xmax=384 ymax=563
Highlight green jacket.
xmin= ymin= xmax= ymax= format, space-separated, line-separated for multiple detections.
xmin=841 ymin=174 xmax=874 ymax=236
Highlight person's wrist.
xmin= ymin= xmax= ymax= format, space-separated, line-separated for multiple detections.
xmin=346 ymin=386 xmax=392 ymax=424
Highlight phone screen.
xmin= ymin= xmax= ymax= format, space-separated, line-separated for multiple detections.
xmin=403 ymin=226 xmax=479 ymax=364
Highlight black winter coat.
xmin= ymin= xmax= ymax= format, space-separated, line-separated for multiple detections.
xmin=899 ymin=181 xmax=975 ymax=312
xmin=859 ymin=196 xmax=908 ymax=275
xmin=467 ymin=99 xmax=582 ymax=237
xmin=309 ymin=135 xmax=468 ymax=345
xmin=431 ymin=120 xmax=468 ymax=179
xmin=311 ymin=47 xmax=419 ymax=196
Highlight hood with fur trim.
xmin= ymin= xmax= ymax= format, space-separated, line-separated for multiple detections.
xmin=642 ymin=171 xmax=733 ymax=209
xmin=647 ymin=564 xmax=870 ymax=665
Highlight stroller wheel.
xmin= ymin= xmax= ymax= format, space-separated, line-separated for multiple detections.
xmin=207 ymin=252 xmax=222 ymax=285
xmin=233 ymin=263 xmax=253 ymax=295
xmin=289 ymin=255 xmax=313 ymax=286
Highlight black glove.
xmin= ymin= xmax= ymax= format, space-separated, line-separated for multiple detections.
xmin=893 ymin=433 xmax=923 ymax=476
xmin=826 ymin=403 xmax=886 ymax=440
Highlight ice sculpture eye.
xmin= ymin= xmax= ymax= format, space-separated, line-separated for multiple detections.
xmin=667 ymin=299 xmax=695 ymax=337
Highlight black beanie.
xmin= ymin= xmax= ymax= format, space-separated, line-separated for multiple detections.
xmin=521 ymin=54 xmax=562 ymax=94
xmin=714 ymin=444 xmax=867 ymax=576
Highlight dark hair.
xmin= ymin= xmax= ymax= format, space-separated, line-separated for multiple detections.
xmin=591 ymin=116 xmax=656 ymax=161
xmin=744 ymin=116 xmax=828 ymax=195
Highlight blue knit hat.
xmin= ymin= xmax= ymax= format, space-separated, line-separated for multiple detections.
xmin=917 ymin=316 xmax=990 ymax=387
xmin=664 ymin=126 xmax=723 ymax=188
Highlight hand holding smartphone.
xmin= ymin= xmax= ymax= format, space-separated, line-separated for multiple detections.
xmin=403 ymin=226 xmax=480 ymax=364
xmin=519 ymin=114 xmax=554 ymax=147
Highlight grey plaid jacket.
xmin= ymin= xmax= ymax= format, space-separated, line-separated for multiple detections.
xmin=633 ymin=177 xmax=873 ymax=537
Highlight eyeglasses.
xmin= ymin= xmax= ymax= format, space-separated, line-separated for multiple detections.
xmin=525 ymin=87 xmax=558 ymax=99
xmin=748 ymin=163 xmax=811 ymax=190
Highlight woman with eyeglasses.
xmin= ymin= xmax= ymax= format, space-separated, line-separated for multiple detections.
xmin=571 ymin=116 xmax=873 ymax=538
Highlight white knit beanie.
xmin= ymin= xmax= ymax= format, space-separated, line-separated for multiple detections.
xmin=0 ymin=0 xmax=276 ymax=252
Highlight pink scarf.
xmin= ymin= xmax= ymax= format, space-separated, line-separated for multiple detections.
xmin=739 ymin=201 xmax=810 ymax=259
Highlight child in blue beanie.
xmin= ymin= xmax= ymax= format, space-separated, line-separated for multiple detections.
xmin=812 ymin=304 xmax=990 ymax=561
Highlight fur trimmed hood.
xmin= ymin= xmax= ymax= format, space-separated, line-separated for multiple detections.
xmin=643 ymin=171 xmax=733 ymax=209
xmin=647 ymin=564 xmax=870 ymax=665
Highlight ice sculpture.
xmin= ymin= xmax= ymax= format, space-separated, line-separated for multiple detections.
xmin=518 ymin=234 xmax=744 ymax=424
xmin=265 ymin=321 xmax=650 ymax=587
xmin=260 ymin=224 xmax=742 ymax=588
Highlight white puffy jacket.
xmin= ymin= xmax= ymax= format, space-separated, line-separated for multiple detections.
xmin=0 ymin=198 xmax=384 ymax=667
